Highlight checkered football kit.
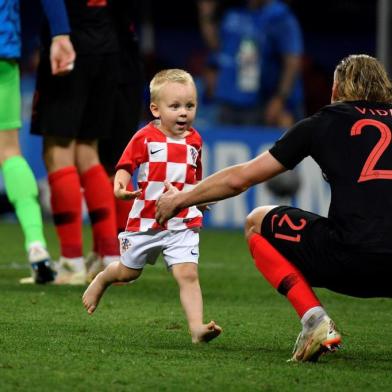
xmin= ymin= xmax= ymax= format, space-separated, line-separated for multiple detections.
xmin=116 ymin=122 xmax=203 ymax=231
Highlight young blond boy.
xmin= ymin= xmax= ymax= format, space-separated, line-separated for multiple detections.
xmin=83 ymin=69 xmax=222 ymax=343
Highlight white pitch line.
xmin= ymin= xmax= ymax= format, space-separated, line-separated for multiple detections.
xmin=0 ymin=262 xmax=29 ymax=270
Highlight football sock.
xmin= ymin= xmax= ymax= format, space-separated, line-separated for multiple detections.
xmin=2 ymin=156 xmax=46 ymax=250
xmin=80 ymin=164 xmax=119 ymax=256
xmin=102 ymin=255 xmax=118 ymax=267
xmin=48 ymin=166 xmax=83 ymax=257
xmin=248 ymin=234 xmax=321 ymax=318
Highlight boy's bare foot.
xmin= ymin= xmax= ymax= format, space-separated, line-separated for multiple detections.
xmin=191 ymin=321 xmax=222 ymax=343
xmin=82 ymin=272 xmax=108 ymax=314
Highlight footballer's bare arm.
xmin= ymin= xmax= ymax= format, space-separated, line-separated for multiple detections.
xmin=156 ymin=151 xmax=285 ymax=224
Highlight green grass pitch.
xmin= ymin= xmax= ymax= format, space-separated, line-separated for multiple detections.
xmin=0 ymin=222 xmax=392 ymax=391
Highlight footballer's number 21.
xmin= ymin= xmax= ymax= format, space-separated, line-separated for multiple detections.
xmin=271 ymin=213 xmax=307 ymax=243
xmin=351 ymin=118 xmax=392 ymax=182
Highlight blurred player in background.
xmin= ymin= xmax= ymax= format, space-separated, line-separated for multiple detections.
xmin=0 ymin=0 xmax=75 ymax=284
xmin=99 ymin=0 xmax=143 ymax=234
xmin=87 ymin=0 xmax=144 ymax=283
xmin=31 ymin=0 xmax=130 ymax=284
xmin=83 ymin=69 xmax=222 ymax=343
xmin=157 ymin=54 xmax=392 ymax=361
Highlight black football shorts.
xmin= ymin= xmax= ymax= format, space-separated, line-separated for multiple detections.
xmin=98 ymin=77 xmax=143 ymax=172
xmin=31 ymin=53 xmax=119 ymax=140
xmin=261 ymin=206 xmax=392 ymax=298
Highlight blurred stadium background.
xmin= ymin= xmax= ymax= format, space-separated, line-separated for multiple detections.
xmin=0 ymin=0 xmax=387 ymax=229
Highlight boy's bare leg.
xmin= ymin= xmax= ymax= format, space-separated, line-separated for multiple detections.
xmin=172 ymin=263 xmax=222 ymax=343
xmin=82 ymin=261 xmax=142 ymax=314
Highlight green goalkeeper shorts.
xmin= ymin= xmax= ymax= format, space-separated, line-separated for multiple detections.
xmin=0 ymin=59 xmax=21 ymax=131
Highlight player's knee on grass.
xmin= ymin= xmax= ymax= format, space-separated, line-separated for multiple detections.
xmin=245 ymin=206 xmax=276 ymax=241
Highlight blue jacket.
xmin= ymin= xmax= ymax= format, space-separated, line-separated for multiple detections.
xmin=214 ymin=0 xmax=303 ymax=108
xmin=0 ymin=0 xmax=70 ymax=59
xmin=0 ymin=0 xmax=20 ymax=59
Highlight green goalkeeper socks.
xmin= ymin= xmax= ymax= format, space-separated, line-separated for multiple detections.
xmin=2 ymin=156 xmax=46 ymax=251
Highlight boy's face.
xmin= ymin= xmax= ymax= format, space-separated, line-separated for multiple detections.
xmin=150 ymin=81 xmax=197 ymax=137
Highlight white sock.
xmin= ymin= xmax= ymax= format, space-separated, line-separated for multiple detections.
xmin=102 ymin=255 xmax=119 ymax=268
xmin=60 ymin=256 xmax=85 ymax=272
xmin=301 ymin=306 xmax=326 ymax=328
xmin=27 ymin=241 xmax=45 ymax=251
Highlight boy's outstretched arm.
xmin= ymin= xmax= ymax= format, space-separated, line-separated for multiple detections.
xmin=114 ymin=169 xmax=141 ymax=200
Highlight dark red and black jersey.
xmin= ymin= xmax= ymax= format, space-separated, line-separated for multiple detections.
xmin=64 ymin=0 xmax=118 ymax=54
xmin=270 ymin=101 xmax=392 ymax=253
xmin=110 ymin=0 xmax=142 ymax=83
xmin=41 ymin=0 xmax=119 ymax=54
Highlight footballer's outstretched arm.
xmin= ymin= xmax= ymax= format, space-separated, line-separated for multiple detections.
xmin=156 ymin=151 xmax=286 ymax=224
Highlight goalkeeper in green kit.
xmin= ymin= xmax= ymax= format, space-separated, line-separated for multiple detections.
xmin=0 ymin=0 xmax=75 ymax=283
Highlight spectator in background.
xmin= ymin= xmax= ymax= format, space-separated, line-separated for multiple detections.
xmin=197 ymin=0 xmax=304 ymax=127
xmin=30 ymin=0 xmax=123 ymax=285
xmin=192 ymin=62 xmax=219 ymax=128
xmin=0 ymin=0 xmax=75 ymax=284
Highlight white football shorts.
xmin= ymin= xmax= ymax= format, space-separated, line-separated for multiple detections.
xmin=118 ymin=228 xmax=200 ymax=270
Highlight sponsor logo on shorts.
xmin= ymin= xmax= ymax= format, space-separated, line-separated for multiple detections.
xmin=191 ymin=249 xmax=198 ymax=256
xmin=120 ymin=238 xmax=131 ymax=254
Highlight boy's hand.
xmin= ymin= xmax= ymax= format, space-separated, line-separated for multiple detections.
xmin=114 ymin=180 xmax=141 ymax=200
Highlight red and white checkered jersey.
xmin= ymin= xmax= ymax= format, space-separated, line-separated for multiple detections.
xmin=116 ymin=122 xmax=203 ymax=232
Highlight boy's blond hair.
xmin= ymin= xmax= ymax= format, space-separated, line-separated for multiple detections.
xmin=149 ymin=69 xmax=196 ymax=103
xmin=334 ymin=54 xmax=392 ymax=103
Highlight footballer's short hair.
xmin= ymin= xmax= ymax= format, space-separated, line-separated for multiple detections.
xmin=149 ymin=69 xmax=196 ymax=103
xmin=334 ymin=54 xmax=392 ymax=103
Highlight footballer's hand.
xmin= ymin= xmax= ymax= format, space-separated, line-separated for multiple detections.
xmin=50 ymin=35 xmax=76 ymax=76
xmin=114 ymin=181 xmax=141 ymax=200
xmin=156 ymin=181 xmax=181 ymax=225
